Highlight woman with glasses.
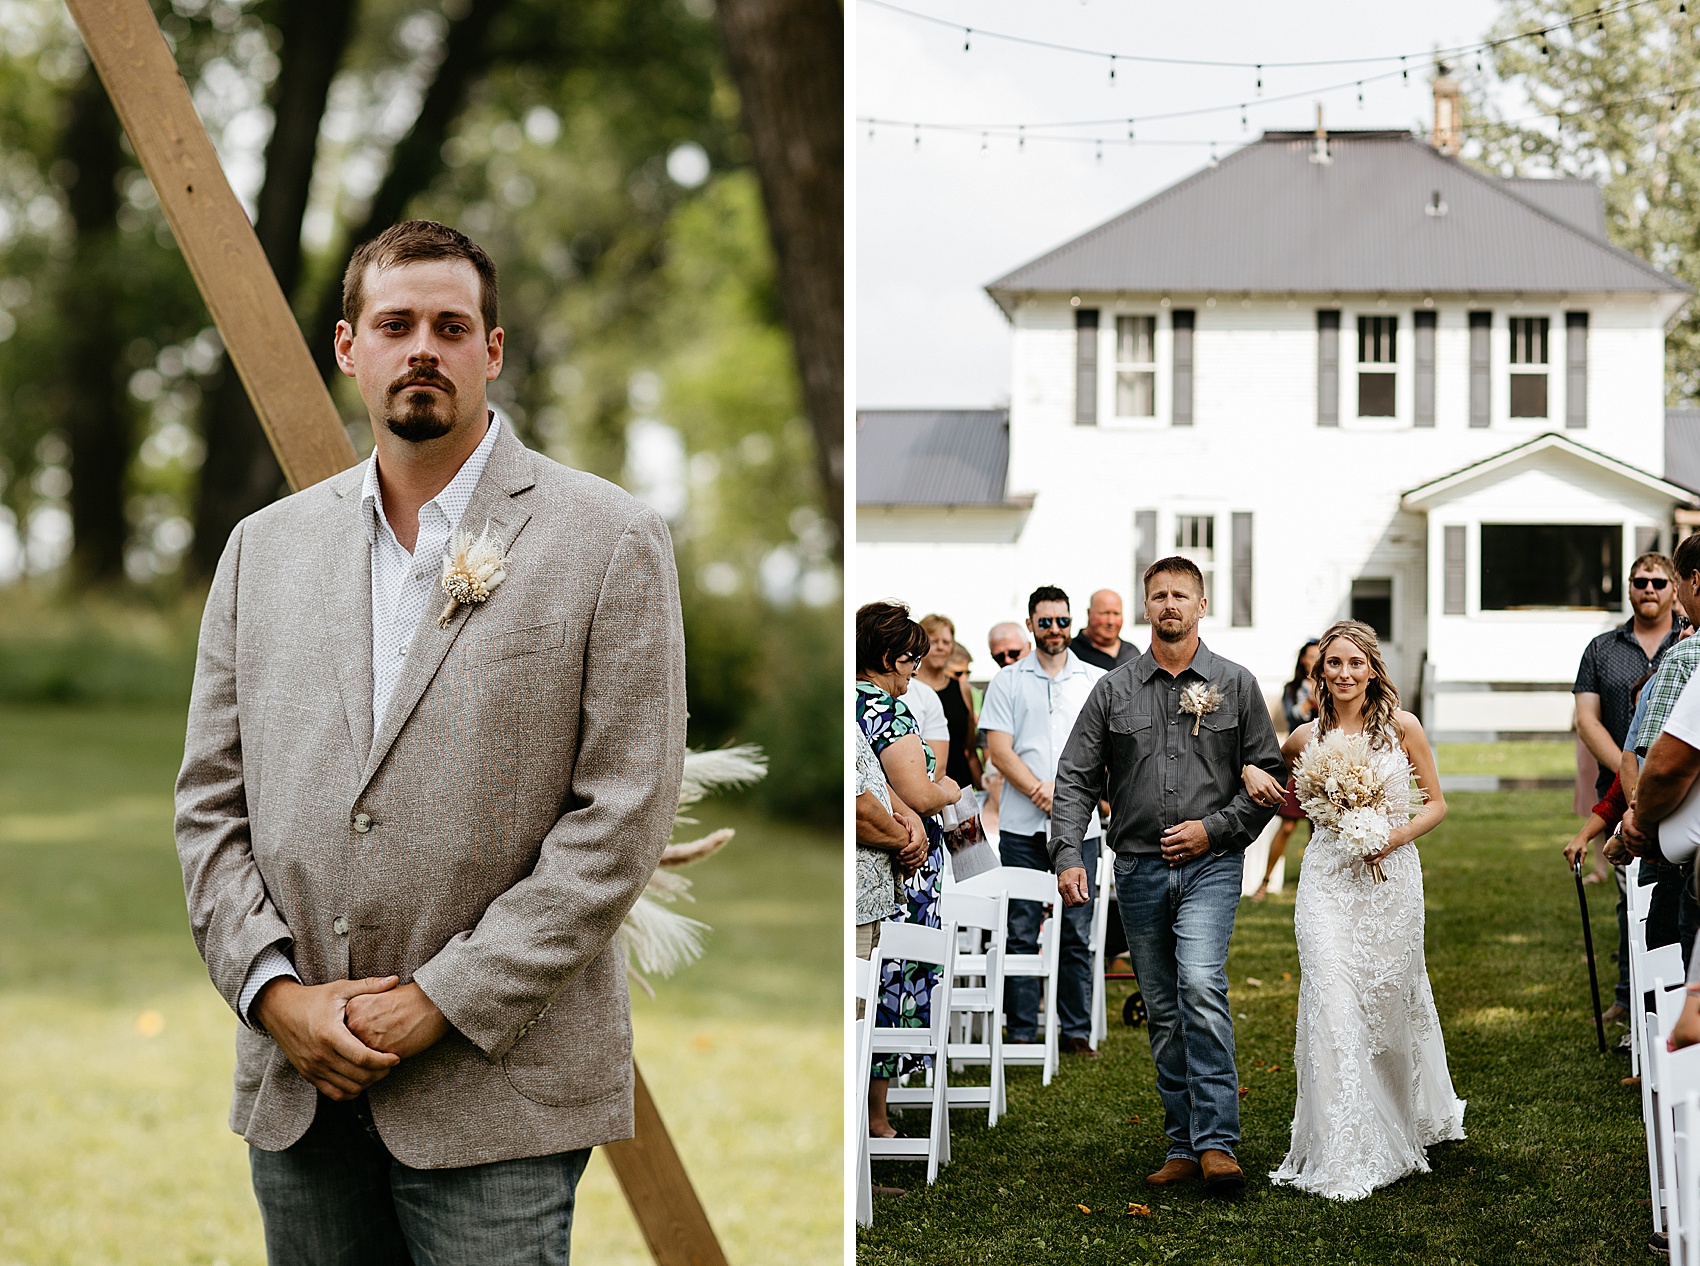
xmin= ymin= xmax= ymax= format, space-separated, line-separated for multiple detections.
xmin=855 ymin=600 xmax=962 ymax=1140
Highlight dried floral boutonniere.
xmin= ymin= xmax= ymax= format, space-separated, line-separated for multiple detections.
xmin=438 ymin=524 xmax=509 ymax=627
xmin=1178 ymin=681 xmax=1225 ymax=736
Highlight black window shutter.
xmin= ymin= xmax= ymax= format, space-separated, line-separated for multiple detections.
xmin=1075 ymin=309 xmax=1099 ymax=426
xmin=1413 ymin=310 xmax=1436 ymax=427
xmin=1317 ymin=310 xmax=1340 ymax=426
xmin=1133 ymin=509 xmax=1157 ymax=623
xmin=1444 ymin=525 xmax=1467 ymax=614
xmin=1171 ymin=310 xmax=1194 ymax=426
xmin=1232 ymin=512 xmax=1253 ymax=627
xmin=1566 ymin=311 xmax=1589 ymax=429
xmin=1469 ymin=311 xmax=1492 ymax=428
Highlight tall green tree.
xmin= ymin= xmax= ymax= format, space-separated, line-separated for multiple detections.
xmin=1464 ymin=0 xmax=1700 ymax=401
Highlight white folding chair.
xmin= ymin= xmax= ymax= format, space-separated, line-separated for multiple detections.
xmin=866 ymin=921 xmax=958 ymax=1183
xmin=1646 ymin=986 xmax=1700 ymax=1265
xmin=853 ymin=956 xmax=875 ymax=1227
xmin=958 ymin=866 xmax=1063 ymax=1086
xmin=1088 ymin=847 xmax=1115 ymax=1050
xmin=1643 ymin=962 xmax=1689 ymax=1240
xmin=926 ymin=889 xmax=1009 ymax=1126
xmin=1676 ymin=1084 xmax=1700 ymax=1266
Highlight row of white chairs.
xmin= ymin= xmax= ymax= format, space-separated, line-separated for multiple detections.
xmin=1624 ymin=858 xmax=1700 ymax=1263
xmin=855 ymin=849 xmax=1117 ymax=1227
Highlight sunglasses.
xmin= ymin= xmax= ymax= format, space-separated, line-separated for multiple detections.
xmin=991 ymin=649 xmax=1023 ymax=665
xmin=1034 ymin=616 xmax=1072 ymax=630
xmin=1632 ymin=577 xmax=1671 ymax=591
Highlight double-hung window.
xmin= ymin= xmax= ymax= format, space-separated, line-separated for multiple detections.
xmin=1357 ymin=315 xmax=1397 ymax=417
xmin=1175 ymin=514 xmax=1216 ymax=610
xmin=1116 ymin=316 xmax=1157 ymax=417
xmin=1509 ymin=316 xmax=1549 ymax=418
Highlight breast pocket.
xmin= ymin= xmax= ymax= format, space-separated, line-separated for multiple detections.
xmin=479 ymin=619 xmax=568 ymax=662
xmin=1109 ymin=709 xmax=1154 ymax=773
xmin=1195 ymin=709 xmax=1240 ymax=762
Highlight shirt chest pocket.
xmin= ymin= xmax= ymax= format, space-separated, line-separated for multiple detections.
xmin=1109 ymin=708 xmax=1154 ymax=769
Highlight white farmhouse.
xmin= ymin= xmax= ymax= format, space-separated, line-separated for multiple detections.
xmin=857 ymin=123 xmax=1697 ymax=739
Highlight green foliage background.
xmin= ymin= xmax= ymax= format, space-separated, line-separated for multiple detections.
xmin=0 ymin=0 xmax=838 ymax=821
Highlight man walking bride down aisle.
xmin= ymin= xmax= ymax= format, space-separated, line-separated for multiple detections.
xmin=1048 ymin=559 xmax=1463 ymax=1201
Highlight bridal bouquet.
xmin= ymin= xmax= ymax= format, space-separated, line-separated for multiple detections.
xmin=1292 ymin=730 xmax=1416 ymax=883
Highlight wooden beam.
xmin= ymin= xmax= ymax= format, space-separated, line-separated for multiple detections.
xmin=605 ymin=1067 xmax=732 ymax=1266
xmin=64 ymin=0 xmax=354 ymax=492
xmin=62 ymin=4 xmax=731 ymax=1262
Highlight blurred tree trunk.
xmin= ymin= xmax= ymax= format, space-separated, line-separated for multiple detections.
xmin=58 ymin=66 xmax=130 ymax=585
xmin=192 ymin=0 xmax=358 ymax=575
xmin=714 ymin=0 xmax=843 ymax=556
xmin=304 ymin=0 xmax=516 ymax=383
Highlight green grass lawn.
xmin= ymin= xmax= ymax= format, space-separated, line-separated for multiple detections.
xmin=1435 ymin=740 xmax=1576 ymax=780
xmin=0 ymin=703 xmax=839 ymax=1266
xmin=860 ymin=789 xmax=1650 ymax=1266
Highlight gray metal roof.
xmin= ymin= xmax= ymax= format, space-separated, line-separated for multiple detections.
xmin=988 ymin=131 xmax=1685 ymax=306
xmin=1668 ymin=409 xmax=1700 ymax=495
xmin=1499 ymin=177 xmax=1608 ymax=239
xmin=856 ymin=410 xmax=1012 ymax=506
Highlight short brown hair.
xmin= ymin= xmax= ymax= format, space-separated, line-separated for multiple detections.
xmin=856 ymin=601 xmax=929 ymax=675
xmin=1631 ymin=551 xmax=1677 ymax=582
xmin=919 ymin=613 xmax=956 ymax=639
xmin=342 ymin=219 xmax=499 ymax=337
xmin=1142 ymin=555 xmax=1205 ymax=598
xmin=1676 ymin=532 xmax=1700 ymax=582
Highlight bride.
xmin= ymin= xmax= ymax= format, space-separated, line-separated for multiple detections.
xmin=1267 ymin=619 xmax=1466 ymax=1200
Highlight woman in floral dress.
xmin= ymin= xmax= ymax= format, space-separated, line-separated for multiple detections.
xmin=855 ymin=600 xmax=962 ymax=1139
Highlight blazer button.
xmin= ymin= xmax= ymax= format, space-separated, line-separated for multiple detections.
xmin=352 ymin=813 xmax=372 ymax=833
xmin=333 ymin=916 xmax=349 ymax=935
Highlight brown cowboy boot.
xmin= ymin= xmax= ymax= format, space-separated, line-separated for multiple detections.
xmin=1199 ymin=1149 xmax=1245 ymax=1197
xmin=1145 ymin=1157 xmax=1201 ymax=1187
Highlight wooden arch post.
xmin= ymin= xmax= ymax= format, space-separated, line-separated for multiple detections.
xmin=61 ymin=3 xmax=728 ymax=1263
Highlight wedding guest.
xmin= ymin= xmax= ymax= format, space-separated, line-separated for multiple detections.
xmin=987 ymin=621 xmax=1030 ymax=669
xmin=854 ymin=723 xmax=928 ymax=968
xmin=855 ymin=600 xmax=961 ymax=1139
xmin=1070 ymin=588 xmax=1139 ymax=672
xmin=1575 ymin=551 xmax=1684 ymax=1024
xmin=1251 ymin=640 xmax=1323 ymax=902
xmin=918 ymin=614 xmax=983 ymax=790
xmin=903 ymin=670 xmax=951 ymax=776
xmin=981 ymin=585 xmax=1107 ymax=1057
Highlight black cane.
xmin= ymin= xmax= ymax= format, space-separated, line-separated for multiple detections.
xmin=1574 ymin=859 xmax=1607 ymax=1054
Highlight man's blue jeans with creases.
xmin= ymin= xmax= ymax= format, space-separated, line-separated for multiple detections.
xmin=250 ymin=1092 xmax=592 ymax=1265
xmin=1114 ymin=849 xmax=1242 ymax=1162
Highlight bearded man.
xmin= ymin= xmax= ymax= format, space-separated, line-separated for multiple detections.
xmin=174 ymin=220 xmax=686 ymax=1262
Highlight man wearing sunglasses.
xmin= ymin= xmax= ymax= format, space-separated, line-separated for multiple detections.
xmin=980 ymin=586 xmax=1106 ymax=1057
xmin=1574 ymin=550 xmax=1685 ymax=1028
xmin=987 ymin=621 xmax=1031 ymax=670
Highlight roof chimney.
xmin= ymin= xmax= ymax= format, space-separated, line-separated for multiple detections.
xmin=1310 ymin=102 xmax=1331 ymax=165
xmin=1432 ymin=63 xmax=1461 ymax=156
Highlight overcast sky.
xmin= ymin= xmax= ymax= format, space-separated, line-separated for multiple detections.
xmin=854 ymin=0 xmax=1519 ymax=409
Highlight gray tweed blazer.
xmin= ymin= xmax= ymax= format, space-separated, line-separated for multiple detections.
xmin=173 ymin=424 xmax=687 ymax=1167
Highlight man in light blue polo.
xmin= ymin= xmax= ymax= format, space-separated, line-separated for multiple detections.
xmin=980 ymin=584 xmax=1107 ymax=1056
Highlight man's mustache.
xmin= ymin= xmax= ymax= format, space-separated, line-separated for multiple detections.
xmin=389 ymin=367 xmax=455 ymax=397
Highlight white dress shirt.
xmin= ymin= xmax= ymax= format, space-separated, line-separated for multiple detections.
xmin=978 ymin=649 xmax=1106 ymax=840
xmin=237 ymin=413 xmax=502 ymax=1026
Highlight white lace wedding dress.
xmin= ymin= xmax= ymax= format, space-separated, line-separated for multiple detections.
xmin=1269 ymin=730 xmax=1466 ymax=1201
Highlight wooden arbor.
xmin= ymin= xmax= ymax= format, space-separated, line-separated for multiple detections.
xmin=61 ymin=3 xmax=729 ymax=1263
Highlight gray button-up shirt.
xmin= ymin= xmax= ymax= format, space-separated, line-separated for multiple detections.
xmin=1047 ymin=641 xmax=1285 ymax=875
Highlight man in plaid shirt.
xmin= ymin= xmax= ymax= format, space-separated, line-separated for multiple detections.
xmin=1620 ymin=532 xmax=1700 ymax=973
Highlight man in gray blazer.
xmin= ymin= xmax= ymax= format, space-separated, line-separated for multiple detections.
xmin=175 ymin=220 xmax=686 ymax=1263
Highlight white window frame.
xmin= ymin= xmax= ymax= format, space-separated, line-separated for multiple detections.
xmin=1114 ymin=314 xmax=1158 ymax=418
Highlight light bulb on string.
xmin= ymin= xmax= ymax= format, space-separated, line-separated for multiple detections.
xmin=1127 ymin=119 xmax=1136 ymax=143
xmin=981 ymin=131 xmax=988 ymax=156
xmin=913 ymin=124 xmax=920 ymax=149
xmin=1018 ymin=124 xmax=1025 ymax=152
xmin=1095 ymin=140 xmax=1103 ymax=164
xmin=1357 ymin=81 xmax=1364 ymax=109
xmin=963 ymin=27 xmax=971 ymax=52
xmin=1401 ymin=55 xmax=1408 ymax=82
xmin=1109 ymin=54 xmax=1116 ymax=86
xmin=1241 ymin=105 xmax=1248 ymax=131
xmin=1256 ymin=64 xmax=1263 ymax=96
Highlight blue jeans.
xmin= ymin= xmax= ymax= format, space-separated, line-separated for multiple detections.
xmin=250 ymin=1094 xmax=592 ymax=1265
xmin=1114 ymin=849 xmax=1243 ymax=1161
xmin=1001 ymin=831 xmax=1098 ymax=1041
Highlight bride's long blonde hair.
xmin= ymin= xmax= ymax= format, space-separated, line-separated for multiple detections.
xmin=1311 ymin=619 xmax=1403 ymax=749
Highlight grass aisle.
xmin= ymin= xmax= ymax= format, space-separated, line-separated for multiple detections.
xmin=860 ymin=789 xmax=1650 ymax=1266
xmin=0 ymin=704 xmax=839 ymax=1266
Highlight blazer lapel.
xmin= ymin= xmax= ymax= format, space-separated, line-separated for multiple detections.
xmin=314 ymin=473 xmax=376 ymax=760
xmin=357 ymin=428 xmax=537 ymax=794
